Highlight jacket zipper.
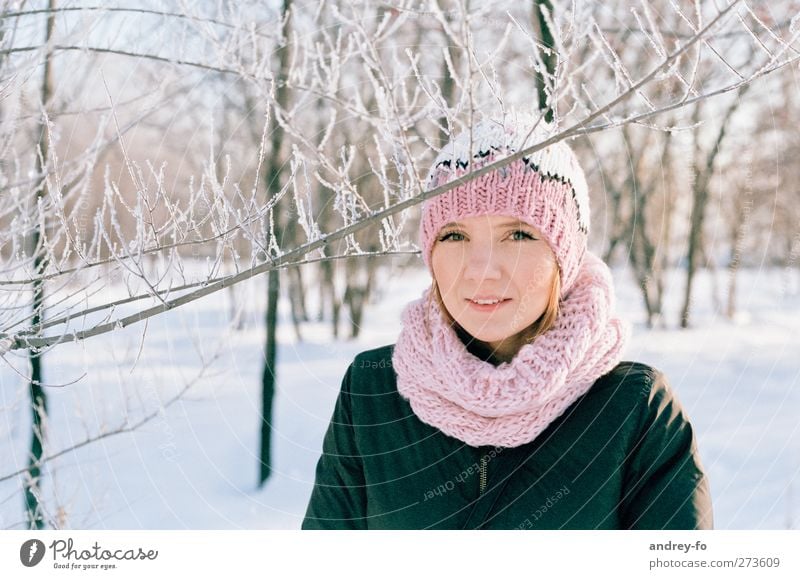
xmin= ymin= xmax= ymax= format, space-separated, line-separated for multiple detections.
xmin=479 ymin=452 xmax=488 ymax=495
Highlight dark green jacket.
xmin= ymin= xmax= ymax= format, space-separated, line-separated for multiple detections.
xmin=302 ymin=345 xmax=713 ymax=530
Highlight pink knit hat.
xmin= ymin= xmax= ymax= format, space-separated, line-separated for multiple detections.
xmin=420 ymin=115 xmax=590 ymax=294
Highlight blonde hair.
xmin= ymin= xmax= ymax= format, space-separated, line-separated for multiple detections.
xmin=428 ymin=269 xmax=562 ymax=348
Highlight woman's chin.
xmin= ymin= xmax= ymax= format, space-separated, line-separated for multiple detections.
xmin=459 ymin=328 xmax=512 ymax=345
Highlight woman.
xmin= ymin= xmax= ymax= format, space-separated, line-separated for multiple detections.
xmin=302 ymin=115 xmax=713 ymax=529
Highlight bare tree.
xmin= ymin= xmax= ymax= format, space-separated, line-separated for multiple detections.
xmin=24 ymin=0 xmax=56 ymax=531
xmin=681 ymin=85 xmax=750 ymax=328
xmin=258 ymin=0 xmax=294 ymax=487
xmin=532 ymin=0 xmax=557 ymax=123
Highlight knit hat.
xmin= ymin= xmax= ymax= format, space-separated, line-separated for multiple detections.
xmin=420 ymin=115 xmax=590 ymax=294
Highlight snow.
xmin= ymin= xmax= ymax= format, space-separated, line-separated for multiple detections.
xmin=1 ymin=260 xmax=798 ymax=529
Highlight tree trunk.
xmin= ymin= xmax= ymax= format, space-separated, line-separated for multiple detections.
xmin=288 ymin=265 xmax=305 ymax=342
xmin=317 ymin=256 xmax=331 ymax=323
xmin=639 ymin=130 xmax=673 ymax=328
xmin=726 ymin=225 xmax=741 ymax=320
xmin=654 ymin=137 xmax=676 ymax=329
xmin=782 ymin=232 xmax=800 ymax=297
xmin=680 ymin=134 xmax=707 ymax=329
xmin=680 ymin=90 xmax=746 ymax=328
xmin=633 ymin=206 xmax=657 ymax=327
xmin=532 ymin=0 xmax=556 ymax=123
xmin=708 ymin=247 xmax=720 ymax=314
xmin=296 ymin=266 xmax=308 ymax=321
xmin=319 ymin=255 xmax=342 ymax=339
xmin=25 ymin=0 xmax=56 ymax=530
xmin=627 ymin=233 xmax=656 ymax=327
xmin=344 ymin=254 xmax=377 ymax=339
xmin=726 ymin=192 xmax=752 ymax=319
xmin=292 ymin=266 xmax=308 ymax=322
xmin=316 ymin=269 xmax=326 ymax=323
xmin=260 ymin=267 xmax=279 ymax=484
xmin=601 ymin=182 xmax=625 ymax=265
xmin=283 ymin=178 xmax=306 ymax=342
xmin=622 ymin=125 xmax=669 ymax=328
xmin=259 ymin=0 xmax=292 ymax=487
xmin=330 ymin=262 xmax=342 ymax=339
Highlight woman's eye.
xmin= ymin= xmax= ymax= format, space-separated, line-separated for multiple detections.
xmin=438 ymin=231 xmax=465 ymax=242
xmin=510 ymin=230 xmax=536 ymax=241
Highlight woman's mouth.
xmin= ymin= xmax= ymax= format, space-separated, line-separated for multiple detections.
xmin=466 ymin=297 xmax=511 ymax=312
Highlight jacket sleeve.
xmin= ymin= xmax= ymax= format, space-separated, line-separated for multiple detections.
xmin=621 ymin=370 xmax=714 ymax=529
xmin=302 ymin=363 xmax=368 ymax=529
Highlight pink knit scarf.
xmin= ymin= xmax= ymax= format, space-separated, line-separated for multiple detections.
xmin=392 ymin=252 xmax=630 ymax=448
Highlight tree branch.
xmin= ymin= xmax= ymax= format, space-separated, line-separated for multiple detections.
xmin=0 ymin=45 xmax=273 ymax=81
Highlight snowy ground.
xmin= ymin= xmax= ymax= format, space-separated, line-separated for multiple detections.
xmin=1 ymin=258 xmax=798 ymax=529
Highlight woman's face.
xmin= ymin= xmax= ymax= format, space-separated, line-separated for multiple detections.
xmin=431 ymin=214 xmax=558 ymax=359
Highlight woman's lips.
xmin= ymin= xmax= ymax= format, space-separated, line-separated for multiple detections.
xmin=466 ymin=298 xmax=511 ymax=312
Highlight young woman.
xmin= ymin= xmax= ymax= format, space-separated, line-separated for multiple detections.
xmin=302 ymin=116 xmax=713 ymax=530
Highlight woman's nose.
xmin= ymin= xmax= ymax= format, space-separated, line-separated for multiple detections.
xmin=462 ymin=245 xmax=502 ymax=280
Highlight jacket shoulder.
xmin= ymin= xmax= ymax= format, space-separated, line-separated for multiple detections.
xmin=599 ymin=361 xmax=663 ymax=387
xmin=602 ymin=361 xmax=690 ymax=416
xmin=352 ymin=343 xmax=395 ymax=364
xmin=582 ymin=361 xmax=676 ymax=432
xmin=346 ymin=344 xmax=398 ymax=396
xmin=590 ymin=361 xmax=667 ymax=400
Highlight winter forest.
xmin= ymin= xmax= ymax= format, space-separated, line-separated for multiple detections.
xmin=1 ymin=0 xmax=799 ymax=530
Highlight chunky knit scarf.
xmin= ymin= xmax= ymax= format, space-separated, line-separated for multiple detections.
xmin=392 ymin=252 xmax=630 ymax=448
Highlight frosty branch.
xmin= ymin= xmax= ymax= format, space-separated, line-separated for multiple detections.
xmin=1 ymin=0 xmax=796 ymax=353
